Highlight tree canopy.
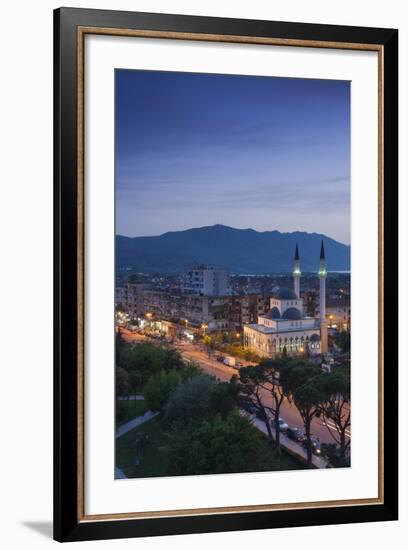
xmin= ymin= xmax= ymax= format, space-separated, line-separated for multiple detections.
xmin=169 ymin=411 xmax=270 ymax=475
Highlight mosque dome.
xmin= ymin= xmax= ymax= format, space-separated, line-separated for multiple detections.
xmin=310 ymin=333 xmax=320 ymax=342
xmin=275 ymin=287 xmax=298 ymax=300
xmin=265 ymin=307 xmax=281 ymax=319
xmin=281 ymin=307 xmax=302 ymax=320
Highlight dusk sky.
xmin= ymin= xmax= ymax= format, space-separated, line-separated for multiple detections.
xmin=115 ymin=69 xmax=350 ymax=245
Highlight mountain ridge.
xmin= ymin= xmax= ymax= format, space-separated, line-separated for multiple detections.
xmin=116 ymin=224 xmax=350 ymax=274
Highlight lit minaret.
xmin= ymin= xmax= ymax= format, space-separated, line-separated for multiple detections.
xmin=318 ymin=241 xmax=328 ymax=353
xmin=293 ymin=243 xmax=301 ymax=299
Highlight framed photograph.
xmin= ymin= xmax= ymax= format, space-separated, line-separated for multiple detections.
xmin=54 ymin=7 xmax=398 ymax=542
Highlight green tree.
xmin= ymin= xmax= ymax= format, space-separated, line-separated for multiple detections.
xmin=281 ymin=361 xmax=327 ymax=467
xmin=163 ymin=375 xmax=215 ymax=427
xmin=320 ymin=367 xmax=351 ymax=463
xmin=116 ymin=366 xmax=131 ymax=397
xmin=115 ymin=366 xmax=131 ymax=425
xmin=144 ymin=370 xmax=181 ymax=412
xmin=163 ymin=348 xmax=184 ymax=371
xmin=336 ymin=331 xmax=350 ymax=353
xmin=239 ymin=359 xmax=293 ymax=456
xmin=115 ymin=328 xmax=125 ymax=366
xmin=238 ymin=366 xmax=274 ymax=443
xmin=169 ymin=411 xmax=270 ymax=475
xmin=209 ymin=381 xmax=239 ymax=419
xmin=259 ymin=358 xmax=293 ymax=456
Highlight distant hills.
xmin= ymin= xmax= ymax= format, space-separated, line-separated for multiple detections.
xmin=116 ymin=224 xmax=350 ymax=274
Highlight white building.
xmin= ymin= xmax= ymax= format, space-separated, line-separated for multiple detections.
xmin=243 ymin=243 xmax=328 ymax=358
xmin=182 ymin=265 xmax=230 ymax=296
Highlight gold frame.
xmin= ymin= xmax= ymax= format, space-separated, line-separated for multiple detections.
xmin=76 ymin=27 xmax=384 ymax=523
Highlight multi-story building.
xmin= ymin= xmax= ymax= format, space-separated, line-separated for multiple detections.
xmin=182 ymin=265 xmax=230 ymax=296
xmin=326 ymin=296 xmax=351 ymax=331
xmin=141 ymin=289 xmax=269 ymax=332
xmin=115 ymin=283 xmax=146 ymax=318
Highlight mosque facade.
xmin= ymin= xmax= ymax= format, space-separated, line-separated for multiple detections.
xmin=243 ymin=243 xmax=328 ymax=358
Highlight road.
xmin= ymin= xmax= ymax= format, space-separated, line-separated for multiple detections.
xmin=120 ymin=328 xmax=351 ymax=446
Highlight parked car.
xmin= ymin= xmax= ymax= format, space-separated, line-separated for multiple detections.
xmin=286 ymin=427 xmax=305 ymax=442
xmin=271 ymin=417 xmax=289 ymax=432
xmin=302 ymin=436 xmax=322 ymax=455
xmin=216 ymin=355 xmax=225 ymax=363
xmin=223 ymin=356 xmax=236 ymax=367
xmin=242 ymin=402 xmax=257 ymax=415
xmin=255 ymin=409 xmax=266 ymax=420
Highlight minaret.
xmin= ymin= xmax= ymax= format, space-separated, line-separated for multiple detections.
xmin=293 ymin=243 xmax=301 ymax=299
xmin=318 ymin=241 xmax=328 ymax=353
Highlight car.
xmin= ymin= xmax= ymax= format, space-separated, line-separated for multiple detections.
xmin=286 ymin=427 xmax=305 ymax=442
xmin=271 ymin=417 xmax=289 ymax=432
xmin=216 ymin=355 xmax=225 ymax=363
xmin=241 ymin=401 xmax=257 ymax=415
xmin=302 ymin=436 xmax=322 ymax=455
xmin=255 ymin=409 xmax=266 ymax=420
xmin=325 ymin=406 xmax=336 ymax=419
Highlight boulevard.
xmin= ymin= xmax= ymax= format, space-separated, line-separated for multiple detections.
xmin=120 ymin=327 xmax=350 ymax=447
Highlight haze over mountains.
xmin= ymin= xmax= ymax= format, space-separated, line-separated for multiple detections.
xmin=116 ymin=224 xmax=350 ymax=274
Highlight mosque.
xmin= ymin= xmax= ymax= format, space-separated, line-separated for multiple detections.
xmin=243 ymin=243 xmax=328 ymax=358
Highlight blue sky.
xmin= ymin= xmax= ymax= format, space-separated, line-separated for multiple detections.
xmin=115 ymin=69 xmax=350 ymax=244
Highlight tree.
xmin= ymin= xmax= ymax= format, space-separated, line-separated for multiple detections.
xmin=209 ymin=380 xmax=239 ymax=419
xmin=115 ymin=366 xmax=131 ymax=425
xmin=203 ymin=334 xmax=213 ymax=348
xmin=260 ymin=358 xmax=293 ymax=456
xmin=144 ymin=369 xmax=181 ymax=412
xmin=336 ymin=331 xmax=350 ymax=353
xmin=120 ymin=343 xmax=167 ymax=385
xmin=168 ymin=411 xmax=270 ymax=475
xmin=163 ymin=348 xmax=184 ymax=371
xmin=116 ymin=366 xmax=131 ymax=397
xmin=163 ymin=375 xmax=215 ymax=427
xmin=281 ymin=361 xmax=327 ymax=467
xmin=127 ymin=369 xmax=143 ymax=396
xmin=239 ymin=359 xmax=293 ymax=456
xmin=115 ymin=328 xmax=125 ymax=366
xmin=319 ymin=367 xmax=351 ymax=463
xmin=239 ymin=366 xmax=274 ymax=445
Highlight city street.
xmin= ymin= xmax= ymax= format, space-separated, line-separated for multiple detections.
xmin=120 ymin=327 xmax=350 ymax=447
xmin=173 ymin=337 xmax=350 ymax=446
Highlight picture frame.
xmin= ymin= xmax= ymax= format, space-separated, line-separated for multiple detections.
xmin=54 ymin=7 xmax=398 ymax=542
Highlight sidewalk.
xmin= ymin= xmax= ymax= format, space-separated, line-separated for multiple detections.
xmin=116 ymin=410 xmax=159 ymax=438
xmin=243 ymin=411 xmax=328 ymax=469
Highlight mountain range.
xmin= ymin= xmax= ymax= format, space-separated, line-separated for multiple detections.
xmin=116 ymin=224 xmax=350 ymax=274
